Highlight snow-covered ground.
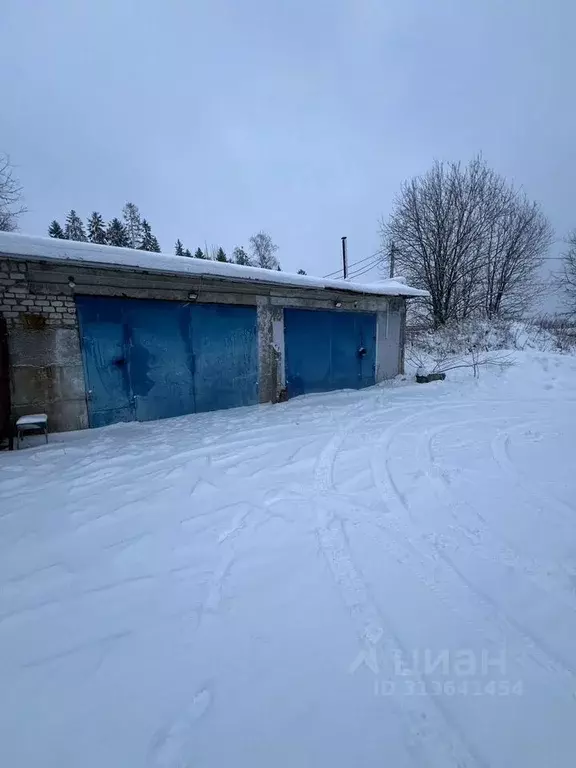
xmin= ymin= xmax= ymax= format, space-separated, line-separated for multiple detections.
xmin=2 ymin=351 xmax=576 ymax=767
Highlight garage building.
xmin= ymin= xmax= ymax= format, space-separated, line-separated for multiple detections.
xmin=0 ymin=233 xmax=425 ymax=434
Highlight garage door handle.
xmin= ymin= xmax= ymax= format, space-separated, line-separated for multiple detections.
xmin=113 ymin=357 xmax=126 ymax=367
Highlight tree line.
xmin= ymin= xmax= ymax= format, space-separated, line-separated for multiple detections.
xmin=3 ymin=151 xmax=576 ymax=303
xmin=47 ymin=202 xmax=282 ymax=270
xmin=48 ymin=203 xmax=161 ymax=252
xmin=174 ymin=231 xmax=281 ymax=270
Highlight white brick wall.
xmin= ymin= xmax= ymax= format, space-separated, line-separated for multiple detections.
xmin=0 ymin=258 xmax=78 ymax=328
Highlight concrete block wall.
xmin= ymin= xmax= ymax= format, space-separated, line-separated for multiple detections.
xmin=0 ymin=258 xmax=88 ymax=431
xmin=256 ymin=297 xmax=286 ymax=404
xmin=375 ymin=298 xmax=405 ymax=381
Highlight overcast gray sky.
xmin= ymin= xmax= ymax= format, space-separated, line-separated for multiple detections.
xmin=2 ymin=0 xmax=575 ymax=282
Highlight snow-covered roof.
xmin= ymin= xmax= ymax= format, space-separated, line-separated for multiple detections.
xmin=0 ymin=232 xmax=427 ymax=298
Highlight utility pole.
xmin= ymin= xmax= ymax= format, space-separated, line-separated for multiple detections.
xmin=389 ymin=241 xmax=396 ymax=279
xmin=341 ymin=236 xmax=348 ymax=279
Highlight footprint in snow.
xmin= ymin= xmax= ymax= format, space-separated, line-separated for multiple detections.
xmin=148 ymin=688 xmax=212 ymax=768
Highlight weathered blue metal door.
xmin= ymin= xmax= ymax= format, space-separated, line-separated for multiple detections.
xmin=76 ymin=296 xmax=258 ymax=427
xmin=124 ymin=300 xmax=195 ymax=423
xmin=284 ymin=308 xmax=376 ymax=397
xmin=76 ymin=296 xmax=134 ymax=428
xmin=190 ymin=304 xmax=258 ymax=412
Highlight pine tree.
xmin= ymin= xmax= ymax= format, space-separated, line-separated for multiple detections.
xmin=183 ymin=248 xmax=192 ymax=258
xmin=139 ymin=219 xmax=161 ymax=252
xmin=64 ymin=210 xmax=87 ymax=241
xmin=48 ymin=220 xmax=66 ymax=239
xmin=249 ymin=231 xmax=279 ymax=269
xmin=233 ymin=246 xmax=251 ymax=266
xmin=297 ymin=269 xmax=307 ymax=275
xmin=215 ymin=247 xmax=228 ymax=262
xmin=107 ymin=218 xmax=129 ymax=247
xmin=87 ymin=212 xmax=107 ymax=244
xmin=194 ymin=248 xmax=206 ymax=260
xmin=175 ymin=239 xmax=184 ymax=256
xmin=122 ymin=202 xmax=143 ymax=248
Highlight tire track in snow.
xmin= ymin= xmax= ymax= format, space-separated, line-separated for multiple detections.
xmin=313 ymin=396 xmax=486 ymax=768
xmin=491 ymin=424 xmax=576 ymax=523
xmin=313 ymin=392 xmax=438 ymax=491
xmin=372 ymin=402 xmax=576 ymax=684
xmin=415 ymin=415 xmax=576 ymax=609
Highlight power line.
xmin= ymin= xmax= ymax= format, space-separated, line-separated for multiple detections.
xmin=324 ymin=252 xmax=379 ymax=277
xmin=323 ymin=249 xmax=383 ymax=278
xmin=349 ymin=267 xmax=378 ymax=281
xmin=323 ymin=249 xmax=564 ymax=283
xmin=325 ymin=257 xmax=380 ymax=281
xmin=348 ymin=254 xmax=564 ymax=285
xmin=347 ymin=259 xmax=381 ymax=280
xmin=346 ymin=253 xmax=382 ymax=277
xmin=323 ymin=233 xmax=567 ymax=279
xmin=323 ymin=250 xmax=382 ymax=277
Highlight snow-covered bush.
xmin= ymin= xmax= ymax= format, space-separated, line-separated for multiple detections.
xmin=407 ymin=319 xmax=511 ymax=377
xmin=406 ymin=317 xmax=576 ymax=380
xmin=409 ymin=318 xmax=576 ymax=356
xmin=530 ymin=317 xmax=576 ymax=354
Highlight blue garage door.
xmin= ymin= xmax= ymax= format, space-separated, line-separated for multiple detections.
xmin=75 ymin=297 xmax=134 ymax=428
xmin=125 ymin=300 xmax=196 ymax=423
xmin=191 ymin=304 xmax=258 ymax=413
xmin=284 ymin=308 xmax=376 ymax=397
xmin=76 ymin=296 xmax=258 ymax=427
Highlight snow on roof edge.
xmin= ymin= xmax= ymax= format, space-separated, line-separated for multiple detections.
xmin=0 ymin=232 xmax=428 ymax=298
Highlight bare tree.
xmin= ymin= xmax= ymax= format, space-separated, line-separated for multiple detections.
xmin=249 ymin=231 xmax=279 ymax=270
xmin=203 ymin=242 xmax=220 ymax=261
xmin=381 ymin=156 xmax=552 ymax=326
xmin=0 ymin=154 xmax=26 ymax=232
xmin=482 ymin=194 xmax=552 ymax=318
xmin=560 ymin=231 xmax=576 ymax=316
